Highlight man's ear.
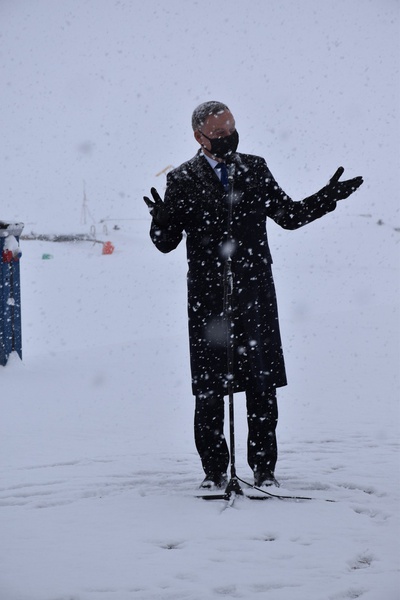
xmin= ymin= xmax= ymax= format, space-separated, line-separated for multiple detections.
xmin=194 ymin=130 xmax=203 ymax=144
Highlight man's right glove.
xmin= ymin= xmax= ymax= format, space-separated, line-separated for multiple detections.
xmin=319 ymin=167 xmax=364 ymax=202
xmin=143 ymin=187 xmax=169 ymax=227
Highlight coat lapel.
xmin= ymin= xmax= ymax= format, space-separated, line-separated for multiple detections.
xmin=188 ymin=151 xmax=248 ymax=206
xmin=190 ymin=152 xmax=226 ymax=195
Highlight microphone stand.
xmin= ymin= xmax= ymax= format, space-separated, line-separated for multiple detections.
xmin=222 ymin=158 xmax=243 ymax=500
xmin=198 ymin=155 xmax=243 ymax=502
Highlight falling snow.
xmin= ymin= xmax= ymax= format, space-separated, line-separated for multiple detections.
xmin=1 ymin=1 xmax=399 ymax=599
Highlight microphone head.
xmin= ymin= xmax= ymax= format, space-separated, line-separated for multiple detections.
xmin=224 ymin=152 xmax=238 ymax=166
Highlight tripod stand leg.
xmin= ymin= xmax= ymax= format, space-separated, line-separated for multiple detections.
xmin=224 ymin=386 xmax=243 ymax=497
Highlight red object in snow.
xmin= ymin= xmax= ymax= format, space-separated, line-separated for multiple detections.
xmin=102 ymin=241 xmax=115 ymax=255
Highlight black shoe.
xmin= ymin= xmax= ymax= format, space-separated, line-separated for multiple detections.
xmin=254 ymin=471 xmax=280 ymax=488
xmin=199 ymin=473 xmax=228 ymax=490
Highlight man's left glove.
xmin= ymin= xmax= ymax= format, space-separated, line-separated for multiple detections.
xmin=143 ymin=187 xmax=169 ymax=227
xmin=319 ymin=167 xmax=364 ymax=202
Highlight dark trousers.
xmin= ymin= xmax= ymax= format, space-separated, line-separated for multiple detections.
xmin=194 ymin=388 xmax=278 ymax=478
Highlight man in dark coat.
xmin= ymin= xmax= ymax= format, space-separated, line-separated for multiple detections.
xmin=144 ymin=100 xmax=363 ymax=490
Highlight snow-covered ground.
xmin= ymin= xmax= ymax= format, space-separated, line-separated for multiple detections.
xmin=1 ymin=212 xmax=399 ymax=600
xmin=1 ymin=1 xmax=399 ymax=599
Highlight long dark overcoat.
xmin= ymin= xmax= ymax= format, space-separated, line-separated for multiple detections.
xmin=150 ymin=151 xmax=336 ymax=398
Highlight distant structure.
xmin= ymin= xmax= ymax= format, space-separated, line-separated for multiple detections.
xmin=81 ymin=180 xmax=96 ymax=226
xmin=155 ymin=165 xmax=174 ymax=177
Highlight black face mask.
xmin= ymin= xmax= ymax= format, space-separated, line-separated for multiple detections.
xmin=200 ymin=129 xmax=239 ymax=160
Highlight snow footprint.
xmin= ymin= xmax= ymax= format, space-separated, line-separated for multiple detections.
xmin=348 ymin=551 xmax=374 ymax=571
xmin=330 ymin=588 xmax=367 ymax=599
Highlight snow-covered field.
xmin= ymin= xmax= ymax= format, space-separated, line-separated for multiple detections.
xmin=1 ymin=1 xmax=399 ymax=599
xmin=1 ymin=212 xmax=399 ymax=600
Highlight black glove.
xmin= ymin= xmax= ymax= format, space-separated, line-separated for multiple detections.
xmin=143 ymin=187 xmax=169 ymax=227
xmin=319 ymin=167 xmax=363 ymax=202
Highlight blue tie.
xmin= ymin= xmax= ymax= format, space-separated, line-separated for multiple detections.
xmin=215 ymin=162 xmax=229 ymax=191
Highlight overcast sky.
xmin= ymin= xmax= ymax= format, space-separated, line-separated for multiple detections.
xmin=1 ymin=0 xmax=398 ymax=230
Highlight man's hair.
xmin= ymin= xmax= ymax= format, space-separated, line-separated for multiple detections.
xmin=191 ymin=101 xmax=230 ymax=131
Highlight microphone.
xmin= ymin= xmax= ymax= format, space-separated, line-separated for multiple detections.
xmin=227 ymin=162 xmax=235 ymax=183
